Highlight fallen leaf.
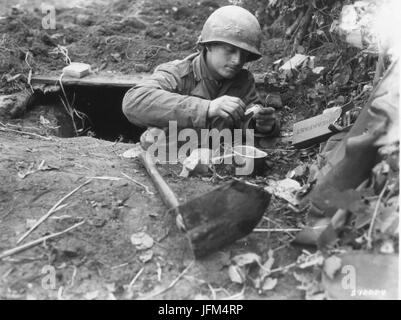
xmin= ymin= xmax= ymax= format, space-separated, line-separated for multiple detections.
xmin=259 ymin=249 xmax=275 ymax=280
xmin=84 ymin=290 xmax=99 ymax=300
xmin=140 ymin=127 xmax=167 ymax=150
xmin=105 ymin=283 xmax=116 ymax=293
xmin=106 ymin=293 xmax=117 ymax=300
xmin=180 ymin=148 xmax=212 ymax=177
xmin=286 ymin=164 xmax=307 ymax=179
xmin=294 ymin=164 xmax=307 ymax=177
xmin=130 ymin=232 xmax=154 ymax=250
xmin=354 ymin=203 xmax=376 ymax=229
xmin=285 ymin=170 xmax=295 ymax=179
xmin=43 ymin=84 xmax=61 ymax=94
xmin=228 ymin=265 xmax=246 ymax=284
xmin=17 ymin=162 xmax=36 ymax=179
xmin=232 ymin=252 xmax=261 ymax=267
xmin=297 ymin=251 xmax=324 ymax=269
xmin=39 ymin=115 xmax=51 ymax=126
xmin=121 ymin=144 xmax=142 ymax=159
xmin=379 ymin=144 xmax=399 ymax=156
xmin=308 ymin=164 xmax=320 ymax=183
xmin=179 ymin=167 xmax=190 ymax=178
xmin=323 ymin=255 xmax=342 ymax=279
xmin=261 ymin=277 xmax=277 ymax=291
xmin=312 ymin=66 xmax=325 ymax=74
xmin=293 ymin=272 xmax=309 ymax=284
xmin=379 ymin=199 xmax=399 ymax=235
xmin=380 ymin=240 xmax=395 ymax=254
xmin=293 ymin=271 xmax=324 ymax=298
xmin=279 ymin=54 xmax=309 ymax=71
xmin=306 ymin=292 xmax=326 ymax=300
xmin=264 ymin=178 xmax=301 ymax=206
xmin=139 ymin=250 xmax=153 ymax=263
xmin=252 ymin=277 xmax=262 ymax=289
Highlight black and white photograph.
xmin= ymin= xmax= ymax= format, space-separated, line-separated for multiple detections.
xmin=0 ymin=0 xmax=399 ymax=302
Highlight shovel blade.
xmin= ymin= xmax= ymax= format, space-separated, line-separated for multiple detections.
xmin=178 ymin=180 xmax=271 ymax=258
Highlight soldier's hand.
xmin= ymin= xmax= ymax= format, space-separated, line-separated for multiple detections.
xmin=208 ymin=96 xmax=245 ymax=123
xmin=254 ymin=107 xmax=276 ymax=133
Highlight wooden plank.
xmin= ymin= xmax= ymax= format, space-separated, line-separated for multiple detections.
xmin=31 ymin=71 xmax=265 ymax=88
xmin=292 ymin=107 xmax=342 ymax=149
xmin=31 ymin=72 xmax=152 ymax=88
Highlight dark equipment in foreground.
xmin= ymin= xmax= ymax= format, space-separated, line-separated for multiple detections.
xmin=139 ymin=152 xmax=271 ymax=258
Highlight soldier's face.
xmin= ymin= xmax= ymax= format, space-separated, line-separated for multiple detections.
xmin=206 ymin=43 xmax=249 ymax=79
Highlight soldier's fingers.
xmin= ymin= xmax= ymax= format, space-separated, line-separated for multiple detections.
xmin=258 ymin=107 xmax=275 ymax=115
xmin=236 ymin=98 xmax=246 ymax=109
xmin=226 ymin=108 xmax=242 ymax=122
xmin=224 ymin=104 xmax=244 ymax=120
xmin=221 ymin=110 xmax=238 ymax=125
xmin=234 ymin=105 xmax=245 ymax=119
xmin=220 ymin=106 xmax=238 ymax=121
xmin=226 ymin=97 xmax=246 ymax=109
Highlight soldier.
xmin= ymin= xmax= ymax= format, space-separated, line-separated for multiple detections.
xmin=122 ymin=5 xmax=280 ymax=147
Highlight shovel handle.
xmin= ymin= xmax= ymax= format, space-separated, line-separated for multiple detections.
xmin=139 ymin=152 xmax=180 ymax=210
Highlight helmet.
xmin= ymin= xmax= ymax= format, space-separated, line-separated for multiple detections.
xmin=198 ymin=5 xmax=262 ymax=62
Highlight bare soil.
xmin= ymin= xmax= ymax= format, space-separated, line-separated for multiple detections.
xmin=0 ymin=131 xmax=306 ymax=300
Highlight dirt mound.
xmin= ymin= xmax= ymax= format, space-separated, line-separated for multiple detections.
xmin=0 ymin=0 xmax=293 ymax=95
xmin=1 ymin=0 xmax=235 ymax=94
xmin=0 ymin=132 xmax=302 ymax=299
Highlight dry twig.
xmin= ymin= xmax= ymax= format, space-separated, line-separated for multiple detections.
xmin=24 ymin=51 xmax=34 ymax=93
xmin=58 ymin=72 xmax=89 ymax=136
xmin=220 ymin=285 xmax=245 ymax=300
xmin=156 ymin=262 xmax=162 ymax=282
xmin=111 ymin=262 xmax=129 ymax=270
xmin=121 ymin=172 xmax=154 ymax=195
xmin=70 ymin=266 xmax=77 ymax=287
xmin=207 ymin=284 xmax=231 ymax=300
xmin=17 ymin=179 xmax=92 ymax=244
xmin=0 ymin=125 xmax=52 ymax=141
xmin=367 ymin=181 xmax=388 ymax=249
xmin=254 ymin=228 xmax=302 ymax=232
xmin=1 ymin=199 xmax=16 ymax=222
xmin=138 ymin=261 xmax=194 ymax=300
xmin=269 ymin=262 xmax=298 ymax=274
xmin=128 ymin=267 xmax=145 ymax=292
xmin=0 ymin=220 xmax=85 ymax=260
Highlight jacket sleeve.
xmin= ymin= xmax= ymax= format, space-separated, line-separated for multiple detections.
xmin=122 ymin=64 xmax=210 ymax=128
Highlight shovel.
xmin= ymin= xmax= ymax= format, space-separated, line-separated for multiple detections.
xmin=139 ymin=151 xmax=271 ymax=258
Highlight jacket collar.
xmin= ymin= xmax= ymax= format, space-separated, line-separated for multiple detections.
xmin=192 ymin=50 xmax=221 ymax=82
